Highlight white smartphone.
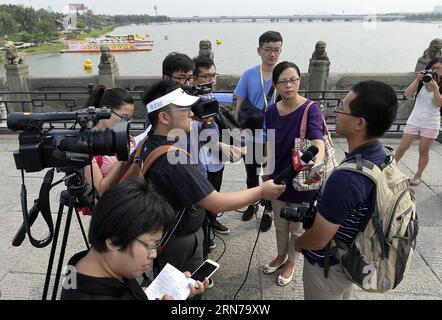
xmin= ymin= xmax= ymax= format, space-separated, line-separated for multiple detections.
xmin=307 ymin=162 xmax=325 ymax=179
xmin=190 ymin=259 xmax=220 ymax=282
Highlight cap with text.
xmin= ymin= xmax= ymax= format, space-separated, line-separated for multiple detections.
xmin=146 ymin=88 xmax=200 ymax=113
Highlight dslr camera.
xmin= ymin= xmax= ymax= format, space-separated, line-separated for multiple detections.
xmin=7 ymin=107 xmax=130 ymax=172
xmin=422 ymin=69 xmax=438 ymax=83
xmin=183 ymin=83 xmax=219 ymax=120
xmin=280 ymin=202 xmax=317 ymax=229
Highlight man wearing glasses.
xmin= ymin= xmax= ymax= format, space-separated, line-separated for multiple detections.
xmin=294 ymin=81 xmax=398 ymax=300
xmin=145 ymin=52 xmax=195 ymax=127
xmin=234 ymin=31 xmax=283 ymax=230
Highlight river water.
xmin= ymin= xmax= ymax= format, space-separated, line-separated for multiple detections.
xmin=2 ymin=21 xmax=442 ymax=77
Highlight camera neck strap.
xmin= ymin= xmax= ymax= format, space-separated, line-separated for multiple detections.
xmin=260 ymin=64 xmax=276 ymax=109
xmin=20 ymin=169 xmax=54 ymax=248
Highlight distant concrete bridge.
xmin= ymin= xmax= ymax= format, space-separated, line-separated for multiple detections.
xmin=171 ymin=14 xmax=406 ymax=23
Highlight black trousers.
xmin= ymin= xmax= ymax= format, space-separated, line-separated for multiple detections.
xmin=244 ymin=141 xmax=265 ymax=189
xmin=244 ymin=142 xmax=272 ymax=210
xmin=203 ymin=168 xmax=225 ymax=259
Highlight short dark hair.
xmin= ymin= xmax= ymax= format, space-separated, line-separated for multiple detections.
xmin=142 ymin=80 xmax=181 ymax=129
xmin=85 ymin=85 xmax=134 ymax=110
xmin=89 ymin=179 xmax=175 ymax=253
xmin=162 ymin=52 xmax=195 ymax=78
xmin=349 ymin=81 xmax=398 ymax=138
xmin=193 ymin=55 xmax=215 ymax=76
xmin=259 ymin=31 xmax=283 ymax=47
xmin=272 ymin=61 xmax=301 ymax=84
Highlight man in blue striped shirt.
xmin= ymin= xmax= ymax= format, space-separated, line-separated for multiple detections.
xmin=294 ymin=81 xmax=398 ymax=300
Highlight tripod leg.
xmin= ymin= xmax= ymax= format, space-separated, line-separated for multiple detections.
xmin=51 ymin=205 xmax=74 ymax=300
xmin=42 ymin=201 xmax=65 ymax=300
xmin=75 ymin=207 xmax=89 ymax=250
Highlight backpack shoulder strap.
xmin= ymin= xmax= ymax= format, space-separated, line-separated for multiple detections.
xmin=335 ymin=159 xmax=383 ymax=182
xmin=130 ymin=135 xmax=150 ymax=161
xmin=142 ymin=145 xmax=189 ymax=176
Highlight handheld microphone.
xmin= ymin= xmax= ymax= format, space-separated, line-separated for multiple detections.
xmin=273 ymin=145 xmax=319 ymax=185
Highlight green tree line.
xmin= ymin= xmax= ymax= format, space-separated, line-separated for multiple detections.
xmin=0 ymin=4 xmax=170 ymax=43
xmin=0 ymin=4 xmax=63 ymax=41
xmin=113 ymin=14 xmax=171 ymax=24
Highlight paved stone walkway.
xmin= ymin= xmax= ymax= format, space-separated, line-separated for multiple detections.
xmin=0 ymin=134 xmax=441 ymax=300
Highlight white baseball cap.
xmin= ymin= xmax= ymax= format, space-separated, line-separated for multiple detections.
xmin=146 ymin=88 xmax=200 ymax=113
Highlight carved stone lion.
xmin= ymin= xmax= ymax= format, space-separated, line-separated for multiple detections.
xmin=4 ymin=43 xmax=25 ymax=65
xmin=99 ymin=45 xmax=115 ymax=65
xmin=198 ymin=39 xmax=214 ymax=60
xmin=311 ymin=41 xmax=329 ymax=61
xmin=415 ymin=38 xmax=442 ymax=71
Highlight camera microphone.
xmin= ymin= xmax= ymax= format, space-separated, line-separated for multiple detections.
xmin=273 ymin=145 xmax=319 ymax=185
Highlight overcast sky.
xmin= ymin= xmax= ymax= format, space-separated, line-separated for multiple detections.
xmin=3 ymin=0 xmax=442 ymax=16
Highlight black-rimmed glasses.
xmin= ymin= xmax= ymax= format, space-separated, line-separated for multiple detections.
xmin=334 ymin=103 xmax=362 ymax=118
xmin=111 ymin=110 xmax=132 ymax=121
xmin=275 ymin=78 xmax=300 ymax=86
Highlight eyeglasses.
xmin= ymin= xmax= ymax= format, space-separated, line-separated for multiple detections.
xmin=275 ymin=78 xmax=300 ymax=86
xmin=196 ymin=73 xmax=219 ymax=81
xmin=261 ymin=47 xmax=282 ymax=55
xmin=172 ymin=75 xmax=194 ymax=85
xmin=111 ymin=110 xmax=132 ymax=121
xmin=136 ymin=238 xmax=161 ymax=254
xmin=334 ymin=103 xmax=362 ymax=118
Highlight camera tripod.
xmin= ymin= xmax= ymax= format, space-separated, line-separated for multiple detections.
xmin=42 ymin=170 xmax=93 ymax=300
xmin=12 ymin=168 xmax=93 ymax=300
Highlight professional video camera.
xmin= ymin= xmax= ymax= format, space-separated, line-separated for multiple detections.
xmin=7 ymin=107 xmax=130 ymax=172
xmin=7 ymin=107 xmax=131 ymax=299
xmin=422 ymin=69 xmax=438 ymax=83
xmin=182 ymin=83 xmax=220 ymax=120
xmin=280 ymin=201 xmax=318 ymax=230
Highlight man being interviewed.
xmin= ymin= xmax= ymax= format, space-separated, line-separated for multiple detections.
xmin=294 ymin=81 xmax=399 ymax=300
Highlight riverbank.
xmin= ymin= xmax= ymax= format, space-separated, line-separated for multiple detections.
xmin=74 ymin=24 xmax=119 ymax=40
xmin=14 ymin=25 xmax=120 ymax=57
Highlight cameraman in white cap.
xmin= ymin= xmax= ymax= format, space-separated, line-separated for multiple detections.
xmin=141 ymin=80 xmax=285 ymax=284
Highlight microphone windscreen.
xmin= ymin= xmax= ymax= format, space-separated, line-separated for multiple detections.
xmin=300 ymin=145 xmax=319 ymax=163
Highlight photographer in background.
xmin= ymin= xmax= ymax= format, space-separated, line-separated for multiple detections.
xmin=193 ymin=55 xmax=231 ymax=245
xmin=61 ymin=179 xmax=207 ymax=300
xmin=82 ymin=86 xmax=134 ymax=201
xmin=141 ymin=80 xmax=285 ymax=281
xmin=395 ymin=57 xmax=442 ymax=186
xmin=294 ymin=81 xmax=398 ymax=299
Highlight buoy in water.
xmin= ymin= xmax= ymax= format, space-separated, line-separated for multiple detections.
xmin=216 ymin=39 xmax=222 ymax=45
xmin=83 ymin=59 xmax=93 ymax=69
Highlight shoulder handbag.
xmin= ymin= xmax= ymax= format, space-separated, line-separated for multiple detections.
xmin=292 ymin=101 xmax=338 ymax=192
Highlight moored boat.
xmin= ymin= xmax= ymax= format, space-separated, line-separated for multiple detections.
xmin=66 ymin=34 xmax=154 ymax=53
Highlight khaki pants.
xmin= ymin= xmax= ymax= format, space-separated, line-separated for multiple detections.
xmin=303 ymin=259 xmax=354 ymax=300
xmin=271 ymin=200 xmax=304 ymax=263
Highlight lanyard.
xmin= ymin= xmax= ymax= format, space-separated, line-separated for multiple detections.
xmin=260 ymin=64 xmax=276 ymax=108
